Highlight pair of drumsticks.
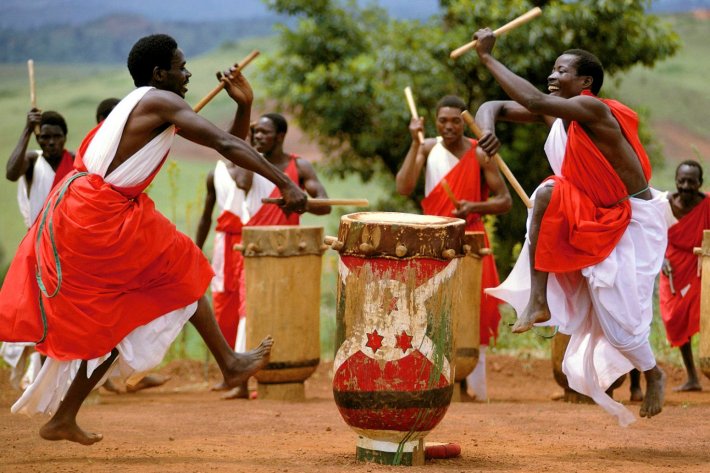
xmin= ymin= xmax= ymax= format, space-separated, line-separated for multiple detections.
xmin=404 ymin=7 xmax=542 ymax=209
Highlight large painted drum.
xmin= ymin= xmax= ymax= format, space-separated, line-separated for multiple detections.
xmin=330 ymin=212 xmax=465 ymax=466
xmin=451 ymin=231 xmax=484 ymax=401
xmin=242 ymin=225 xmax=325 ymax=401
xmin=697 ymin=231 xmax=710 ymax=379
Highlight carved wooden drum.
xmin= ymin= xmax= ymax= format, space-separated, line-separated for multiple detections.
xmin=330 ymin=212 xmax=465 ymax=465
xmin=242 ymin=225 xmax=325 ymax=401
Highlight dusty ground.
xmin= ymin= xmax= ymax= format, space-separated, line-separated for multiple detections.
xmin=1 ymin=355 xmax=708 ymax=473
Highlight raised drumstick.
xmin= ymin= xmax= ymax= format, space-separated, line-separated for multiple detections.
xmin=262 ymin=197 xmax=370 ymax=207
xmin=450 ymin=7 xmax=542 ymax=59
xmin=461 ymin=110 xmax=532 ymax=208
xmin=192 ymin=50 xmax=260 ymax=113
xmin=441 ymin=179 xmax=459 ymax=207
xmin=27 ymin=59 xmax=40 ymax=135
xmin=404 ymin=86 xmax=425 ymax=144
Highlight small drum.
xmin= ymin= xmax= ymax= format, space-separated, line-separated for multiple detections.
xmin=330 ymin=212 xmax=465 ymax=466
xmin=242 ymin=225 xmax=325 ymax=401
xmin=698 ymin=231 xmax=710 ymax=379
xmin=450 ymin=231 xmax=484 ymax=401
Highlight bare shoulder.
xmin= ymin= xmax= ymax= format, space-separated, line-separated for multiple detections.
xmin=296 ymin=157 xmax=320 ymax=177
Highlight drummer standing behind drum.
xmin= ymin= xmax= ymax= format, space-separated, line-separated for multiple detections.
xmin=196 ymin=112 xmax=331 ymax=399
xmin=395 ymin=95 xmax=512 ymax=400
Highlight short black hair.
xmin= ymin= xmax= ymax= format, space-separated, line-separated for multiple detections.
xmin=436 ymin=95 xmax=466 ymax=114
xmin=677 ymin=159 xmax=704 ymax=184
xmin=262 ymin=113 xmax=288 ymax=135
xmin=96 ymin=98 xmax=120 ymax=123
xmin=127 ymin=34 xmax=178 ymax=87
xmin=40 ymin=111 xmax=67 ymax=136
xmin=564 ymin=49 xmax=604 ymax=95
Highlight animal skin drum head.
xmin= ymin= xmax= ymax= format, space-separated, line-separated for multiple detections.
xmin=346 ymin=211 xmax=460 ymax=226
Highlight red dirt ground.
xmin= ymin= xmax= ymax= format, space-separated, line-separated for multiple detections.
xmin=1 ymin=355 xmax=709 ymax=473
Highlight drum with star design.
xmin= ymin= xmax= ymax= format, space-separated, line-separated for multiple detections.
xmin=330 ymin=212 xmax=466 ymax=466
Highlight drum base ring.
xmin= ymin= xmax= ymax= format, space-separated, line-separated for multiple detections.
xmin=256 ymin=381 xmax=305 ymax=401
xmin=355 ymin=437 xmax=425 ymax=466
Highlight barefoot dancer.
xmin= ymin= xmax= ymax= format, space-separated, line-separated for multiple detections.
xmin=472 ymin=28 xmax=666 ymax=425
xmin=0 ymin=34 xmax=307 ymax=445
xmin=660 ymin=160 xmax=709 ymax=392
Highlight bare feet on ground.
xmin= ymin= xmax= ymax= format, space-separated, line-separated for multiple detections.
xmin=640 ymin=367 xmax=665 ymax=418
xmin=39 ymin=419 xmax=103 ymax=445
xmin=211 ymin=381 xmax=229 ymax=391
xmin=126 ymin=374 xmax=171 ymax=393
xmin=629 ymin=386 xmax=644 ymax=402
xmin=673 ymin=380 xmax=702 ymax=392
xmin=223 ymin=336 xmax=273 ymax=388
xmin=221 ymin=382 xmax=250 ymax=400
xmin=512 ymin=302 xmax=551 ymax=334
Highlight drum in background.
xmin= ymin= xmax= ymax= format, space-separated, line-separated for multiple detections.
xmin=330 ymin=212 xmax=465 ymax=466
xmin=450 ymin=231 xmax=484 ymax=402
xmin=242 ymin=225 xmax=325 ymax=401
xmin=697 ymin=230 xmax=710 ymax=380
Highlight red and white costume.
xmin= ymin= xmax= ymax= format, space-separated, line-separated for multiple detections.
xmin=0 ymin=87 xmax=213 ymax=415
xmin=489 ymin=93 xmax=667 ymax=425
xmin=0 ymin=149 xmax=74 ymax=389
xmin=211 ymin=156 xmax=300 ymax=351
xmin=659 ymin=194 xmax=710 ymax=347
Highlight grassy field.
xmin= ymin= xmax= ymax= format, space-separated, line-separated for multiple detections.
xmin=1 ymin=15 xmax=707 ymax=366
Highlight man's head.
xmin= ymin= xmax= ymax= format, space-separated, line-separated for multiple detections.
xmin=127 ymin=34 xmax=191 ymax=97
xmin=435 ymin=95 xmax=466 ymax=147
xmin=37 ymin=111 xmax=67 ymax=159
xmin=675 ymin=159 xmax=703 ymax=204
xmin=253 ymin=113 xmax=288 ymax=156
xmin=96 ymin=98 xmax=120 ymax=123
xmin=548 ymin=49 xmax=604 ymax=97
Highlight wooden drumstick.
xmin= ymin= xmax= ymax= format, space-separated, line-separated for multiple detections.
xmin=192 ymin=50 xmax=260 ymax=113
xmin=441 ymin=179 xmax=459 ymax=207
xmin=450 ymin=7 xmax=543 ymax=59
xmin=404 ymin=86 xmax=425 ymax=144
xmin=27 ymin=59 xmax=40 ymax=135
xmin=262 ymin=197 xmax=370 ymax=207
xmin=461 ymin=110 xmax=532 ymax=208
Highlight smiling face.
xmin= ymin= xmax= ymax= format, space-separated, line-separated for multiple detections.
xmin=547 ymin=54 xmax=590 ymax=98
xmin=159 ymin=48 xmax=191 ymax=98
xmin=435 ymin=106 xmax=464 ymax=147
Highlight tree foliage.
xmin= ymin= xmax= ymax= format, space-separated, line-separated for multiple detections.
xmin=261 ymin=0 xmax=680 ymax=274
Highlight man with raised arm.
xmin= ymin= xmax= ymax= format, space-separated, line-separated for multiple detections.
xmin=660 ymin=160 xmax=709 ymax=392
xmin=396 ymin=95 xmax=512 ymax=400
xmin=0 ymin=33 xmax=307 ymax=445
xmin=472 ymin=28 xmax=666 ymax=425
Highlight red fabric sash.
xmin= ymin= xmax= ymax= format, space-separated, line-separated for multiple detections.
xmin=50 ymin=149 xmax=74 ymax=189
xmin=0 ymin=122 xmax=213 ymax=360
xmin=421 ymin=139 xmax=488 ymax=230
xmin=215 ymin=211 xmax=244 ymax=292
xmin=247 ymin=155 xmax=300 ymax=226
xmin=536 ymin=92 xmax=652 ymax=272
xmin=659 ymin=194 xmax=710 ymax=346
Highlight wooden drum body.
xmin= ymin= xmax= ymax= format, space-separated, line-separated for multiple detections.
xmin=331 ymin=212 xmax=465 ymax=466
xmin=698 ymin=231 xmax=710 ymax=379
xmin=242 ymin=225 xmax=325 ymax=400
xmin=451 ymin=231 xmax=483 ymax=401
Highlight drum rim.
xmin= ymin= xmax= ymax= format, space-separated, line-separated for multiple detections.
xmin=341 ymin=211 xmax=464 ymax=227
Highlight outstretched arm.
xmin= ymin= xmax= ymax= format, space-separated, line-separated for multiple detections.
xmin=297 ymin=158 xmax=331 ymax=215
xmin=7 ymin=109 xmax=41 ymax=182
xmin=195 ymin=170 xmax=217 ymax=250
xmin=395 ymin=117 xmax=432 ymax=196
xmin=452 ymin=151 xmax=512 ymax=218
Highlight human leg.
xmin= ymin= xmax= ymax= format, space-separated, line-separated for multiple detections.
xmin=628 ymin=368 xmax=644 ymax=401
xmin=39 ymin=349 xmax=119 ymax=445
xmin=512 ymin=184 xmax=554 ymax=333
xmin=190 ymin=295 xmax=272 ymax=389
xmin=639 ymin=365 xmax=665 ymax=418
xmin=674 ymin=340 xmax=702 ymax=392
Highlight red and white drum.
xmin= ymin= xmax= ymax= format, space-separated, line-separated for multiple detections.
xmin=330 ymin=212 xmax=465 ymax=466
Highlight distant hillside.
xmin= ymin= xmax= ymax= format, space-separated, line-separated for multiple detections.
xmin=0 ymin=14 xmax=280 ymax=63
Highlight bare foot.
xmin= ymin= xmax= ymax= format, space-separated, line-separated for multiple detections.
xmin=223 ymin=336 xmax=273 ymax=388
xmin=673 ymin=380 xmax=702 ymax=392
xmin=629 ymin=386 xmax=644 ymax=402
xmin=211 ymin=381 xmax=229 ymax=391
xmin=512 ymin=304 xmax=551 ymax=334
xmin=101 ymin=378 xmax=125 ymax=394
xmin=640 ymin=367 xmax=665 ymax=418
xmin=126 ymin=374 xmax=171 ymax=393
xmin=40 ymin=419 xmax=103 ymax=445
xmin=221 ymin=382 xmax=250 ymax=400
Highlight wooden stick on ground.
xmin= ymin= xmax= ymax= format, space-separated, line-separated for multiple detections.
xmin=27 ymin=59 xmax=40 ymax=135
xmin=461 ymin=110 xmax=532 ymax=208
xmin=450 ymin=7 xmax=543 ymax=59
xmin=192 ymin=50 xmax=260 ymax=113
xmin=404 ymin=86 xmax=425 ymax=144
xmin=441 ymin=179 xmax=459 ymax=207
xmin=262 ymin=197 xmax=370 ymax=207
